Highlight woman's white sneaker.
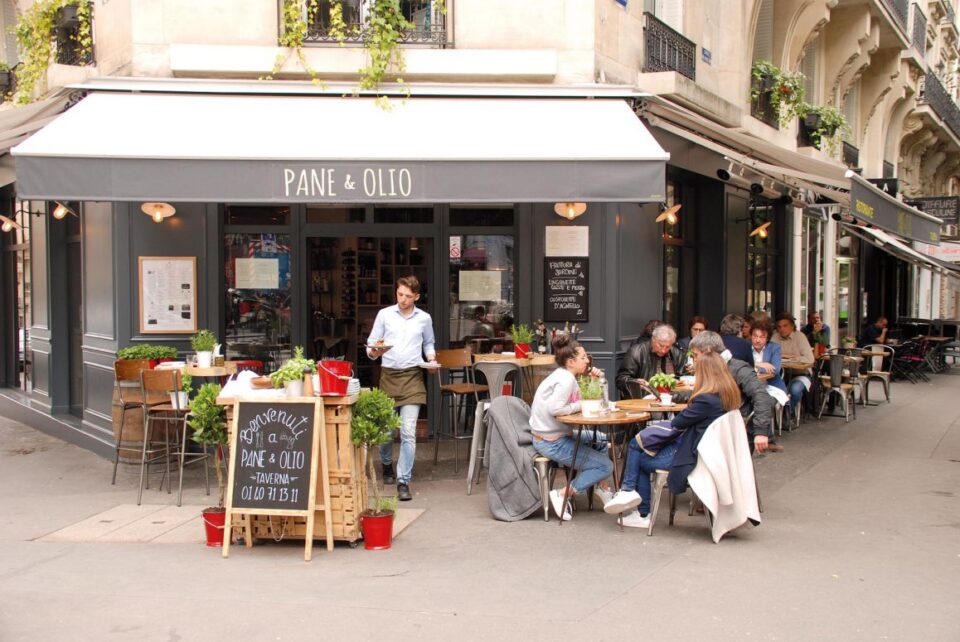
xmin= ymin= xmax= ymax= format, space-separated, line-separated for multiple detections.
xmin=603 ymin=489 xmax=642 ymax=514
xmin=549 ymin=489 xmax=573 ymax=521
xmin=620 ymin=511 xmax=651 ymax=528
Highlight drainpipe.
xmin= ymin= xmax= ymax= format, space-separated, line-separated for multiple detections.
xmin=823 ymin=215 xmax=838 ymax=348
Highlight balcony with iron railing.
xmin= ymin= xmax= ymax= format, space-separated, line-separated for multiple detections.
xmin=920 ymin=72 xmax=960 ymax=142
xmin=299 ymin=0 xmax=447 ymax=47
xmin=912 ymin=3 xmax=927 ymax=54
xmin=881 ymin=0 xmax=909 ymax=33
xmin=750 ymin=76 xmax=779 ymax=129
xmin=642 ymin=12 xmax=696 ymax=81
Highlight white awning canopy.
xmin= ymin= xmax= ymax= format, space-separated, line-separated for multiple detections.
xmin=12 ymin=92 xmax=669 ymax=203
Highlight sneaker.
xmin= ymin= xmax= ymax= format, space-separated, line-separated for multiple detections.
xmin=549 ymin=489 xmax=573 ymax=521
xmin=382 ymin=464 xmax=395 ymax=485
xmin=620 ymin=511 xmax=651 ymax=528
xmin=397 ymin=483 xmax=412 ymax=501
xmin=603 ymin=489 xmax=643 ymax=514
xmin=593 ymin=487 xmax=614 ymax=506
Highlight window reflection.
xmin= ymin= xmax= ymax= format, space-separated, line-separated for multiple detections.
xmin=449 ymin=235 xmax=514 ymax=353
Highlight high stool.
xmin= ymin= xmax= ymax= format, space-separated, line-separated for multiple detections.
xmin=139 ymin=369 xmax=188 ymax=505
xmin=433 ymin=347 xmax=488 ymax=472
xmin=111 ymin=358 xmax=155 ymax=485
xmin=533 ymin=456 xmax=559 ymax=522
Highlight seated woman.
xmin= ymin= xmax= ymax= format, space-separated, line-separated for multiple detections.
xmin=529 ymin=335 xmax=613 ymax=521
xmin=603 ymin=350 xmax=741 ymax=528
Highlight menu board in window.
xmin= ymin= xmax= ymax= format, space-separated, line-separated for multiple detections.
xmin=138 ymin=257 xmax=197 ymax=334
xmin=544 ymin=258 xmax=588 ymax=322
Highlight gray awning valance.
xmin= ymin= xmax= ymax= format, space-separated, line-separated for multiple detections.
xmin=11 ymin=92 xmax=669 ymax=203
xmin=847 ymin=172 xmax=943 ymax=245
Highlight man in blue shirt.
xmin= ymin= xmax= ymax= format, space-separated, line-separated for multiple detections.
xmin=801 ymin=311 xmax=831 ymax=354
xmin=367 ymin=275 xmax=436 ymax=501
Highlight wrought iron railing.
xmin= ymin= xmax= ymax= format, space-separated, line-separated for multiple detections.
xmin=912 ymin=3 xmax=927 ymax=53
xmin=643 ymin=12 xmax=696 ymax=81
xmin=882 ymin=0 xmax=909 ymax=32
xmin=797 ymin=115 xmax=814 ymax=147
xmin=750 ymin=76 xmax=779 ymax=129
xmin=300 ymin=0 xmax=447 ymax=47
xmin=842 ymin=141 xmax=860 ymax=168
xmin=54 ymin=19 xmax=94 ymax=66
xmin=946 ymin=0 xmax=956 ymax=25
xmin=920 ymin=72 xmax=960 ymax=141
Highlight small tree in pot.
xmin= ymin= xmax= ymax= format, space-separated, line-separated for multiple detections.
xmin=188 ymin=382 xmax=228 ymax=547
xmin=510 ymin=323 xmax=535 ymax=358
xmin=350 ymin=388 xmax=402 ymax=549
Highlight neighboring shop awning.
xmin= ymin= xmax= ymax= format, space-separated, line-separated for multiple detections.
xmin=11 ymin=92 xmax=669 ymax=203
xmin=847 ymin=172 xmax=943 ymax=245
xmin=845 ymin=224 xmax=960 ymax=278
xmin=0 ymin=90 xmax=71 ymax=188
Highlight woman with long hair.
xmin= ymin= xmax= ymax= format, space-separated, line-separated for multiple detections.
xmin=529 ymin=334 xmax=613 ymax=521
xmin=604 ymin=350 xmax=741 ymax=528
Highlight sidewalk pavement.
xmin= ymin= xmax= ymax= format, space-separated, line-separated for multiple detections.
xmin=1 ymin=372 xmax=959 ymax=641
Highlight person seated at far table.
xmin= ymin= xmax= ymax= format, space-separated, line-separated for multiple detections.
xmin=802 ymin=311 xmax=831 ymax=355
xmin=603 ymin=350 xmax=741 ymax=528
xmin=740 ymin=316 xmax=753 ymax=340
xmin=678 ymin=316 xmax=709 ymax=353
xmin=616 ymin=324 xmax=685 ymax=398
xmin=858 ymin=316 xmax=888 ymax=347
xmin=719 ymin=314 xmax=754 ymax=364
xmin=529 ymin=335 xmax=613 ymax=521
xmin=750 ymin=321 xmax=786 ymax=453
xmin=771 ymin=313 xmax=815 ymax=413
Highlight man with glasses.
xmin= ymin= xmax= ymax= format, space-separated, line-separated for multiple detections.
xmin=772 ymin=313 xmax=815 ymax=418
xmin=616 ymin=324 xmax=684 ymax=398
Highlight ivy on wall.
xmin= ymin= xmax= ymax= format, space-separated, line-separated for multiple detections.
xmin=13 ymin=0 xmax=92 ymax=105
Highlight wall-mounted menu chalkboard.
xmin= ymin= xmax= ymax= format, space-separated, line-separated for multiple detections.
xmin=544 ymin=257 xmax=588 ymax=322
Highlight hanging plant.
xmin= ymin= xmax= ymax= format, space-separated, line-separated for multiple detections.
xmin=13 ymin=0 xmax=93 ymax=105
xmin=799 ymin=103 xmax=849 ymax=155
xmin=750 ymin=60 xmax=806 ymax=128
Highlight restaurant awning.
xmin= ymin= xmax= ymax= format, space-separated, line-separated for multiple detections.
xmin=0 ymin=90 xmax=71 ymax=188
xmin=845 ymin=224 xmax=960 ymax=278
xmin=11 ymin=92 xmax=669 ymax=204
xmin=847 ymin=172 xmax=943 ymax=245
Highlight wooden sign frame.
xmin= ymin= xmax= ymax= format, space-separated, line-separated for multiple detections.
xmin=138 ymin=256 xmax=198 ymax=334
xmin=222 ymin=398 xmax=333 ymax=561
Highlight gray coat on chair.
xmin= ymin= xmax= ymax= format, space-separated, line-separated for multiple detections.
xmin=485 ymin=396 xmax=542 ymax=521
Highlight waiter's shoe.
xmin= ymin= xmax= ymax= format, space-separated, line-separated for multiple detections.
xmin=397 ymin=483 xmax=412 ymax=501
xmin=382 ymin=464 xmax=395 ymax=485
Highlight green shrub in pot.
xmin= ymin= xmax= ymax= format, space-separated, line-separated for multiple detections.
xmin=350 ymin=388 xmax=402 ymax=516
xmin=270 ymin=346 xmax=316 ymax=389
xmin=116 ymin=344 xmax=178 ymax=361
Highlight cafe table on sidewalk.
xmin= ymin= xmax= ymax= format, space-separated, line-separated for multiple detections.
xmin=555 ymin=407 xmax=651 ymax=527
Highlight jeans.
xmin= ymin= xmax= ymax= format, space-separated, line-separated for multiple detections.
xmin=379 ymin=404 xmax=420 ymax=485
xmin=620 ymin=438 xmax=680 ymax=516
xmin=788 ymin=379 xmax=806 ymax=413
xmin=531 ymin=430 xmax=613 ymax=494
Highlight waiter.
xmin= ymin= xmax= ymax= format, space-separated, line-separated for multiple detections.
xmin=366 ymin=275 xmax=436 ymax=502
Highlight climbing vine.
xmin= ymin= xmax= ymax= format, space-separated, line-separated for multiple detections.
xmin=13 ymin=0 xmax=93 ymax=105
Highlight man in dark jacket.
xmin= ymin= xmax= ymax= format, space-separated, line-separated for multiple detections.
xmin=616 ymin=324 xmax=685 ymax=398
xmin=719 ymin=314 xmax=754 ymax=364
xmin=688 ymin=331 xmax=773 ymax=453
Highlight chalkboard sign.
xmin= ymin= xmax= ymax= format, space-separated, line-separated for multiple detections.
xmin=544 ymin=257 xmax=588 ymax=322
xmin=223 ymin=399 xmax=332 ymax=561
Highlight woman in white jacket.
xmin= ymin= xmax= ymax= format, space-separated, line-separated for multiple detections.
xmin=529 ymin=334 xmax=612 ymax=520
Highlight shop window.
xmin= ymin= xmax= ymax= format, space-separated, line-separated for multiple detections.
xmin=223 ymin=233 xmax=292 ymax=373
xmin=224 ymin=206 xmax=290 ymax=226
xmin=449 ymin=235 xmax=514 ymax=353
xmin=662 ymin=180 xmax=682 ymax=327
xmin=306 ymin=205 xmax=365 ymax=224
xmin=373 ymin=206 xmax=434 ymax=224
xmin=745 ymin=195 xmax=780 ymax=315
xmin=799 ymin=215 xmax=825 ymax=323
xmin=449 ymin=206 xmax=514 ymax=227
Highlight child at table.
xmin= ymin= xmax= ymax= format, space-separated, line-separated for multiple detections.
xmin=603 ymin=350 xmax=741 ymax=528
xmin=529 ymin=334 xmax=612 ymax=521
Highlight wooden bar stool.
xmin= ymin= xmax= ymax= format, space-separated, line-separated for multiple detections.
xmin=111 ymin=359 xmax=155 ymax=485
xmin=432 ymin=347 xmax=488 ymax=472
xmin=138 ymin=369 xmax=188 ymax=505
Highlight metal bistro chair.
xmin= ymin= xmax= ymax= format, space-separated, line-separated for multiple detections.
xmin=138 ymin=369 xmax=190 ymax=505
xmin=433 ymin=347 xmax=489 ymax=473
xmin=860 ymin=344 xmax=894 ymax=405
xmin=229 ymin=359 xmax=264 ymax=375
xmin=111 ymin=359 xmax=156 ymax=485
xmin=466 ymin=360 xmax=522 ymax=495
xmin=817 ymin=354 xmax=859 ymax=422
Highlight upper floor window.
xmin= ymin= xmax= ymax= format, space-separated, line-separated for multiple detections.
xmin=752 ymin=0 xmax=774 ymax=64
xmin=800 ymin=37 xmax=819 ymax=104
xmin=644 ymin=0 xmax=684 ymax=34
xmin=304 ymin=0 xmax=448 ymax=47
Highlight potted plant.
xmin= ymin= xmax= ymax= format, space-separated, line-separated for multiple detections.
xmin=191 ymin=329 xmax=217 ymax=368
xmin=350 ymin=388 xmax=402 ymax=549
xmin=170 ymin=372 xmax=192 ymax=410
xmin=270 ymin=346 xmax=316 ymax=397
xmin=841 ymin=336 xmax=858 ymax=349
xmin=649 ymin=372 xmax=678 ymax=394
xmin=798 ymin=103 xmax=848 ymax=154
xmin=510 ymin=323 xmax=535 ymax=358
xmin=188 ymin=382 xmax=228 ymax=547
xmin=117 ymin=344 xmax=179 ymax=369
xmin=750 ymin=60 xmax=807 ymax=127
xmin=578 ymin=375 xmax=603 ymax=418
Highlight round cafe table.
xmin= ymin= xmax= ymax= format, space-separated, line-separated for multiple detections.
xmin=555 ymin=408 xmax=651 ymax=526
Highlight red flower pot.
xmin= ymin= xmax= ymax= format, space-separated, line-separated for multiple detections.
xmin=361 ymin=511 xmax=395 ymax=550
xmin=202 ymin=507 xmax=226 ymax=547
xmin=514 ymin=343 xmax=531 ymax=358
xmin=656 ymin=386 xmax=672 ymax=394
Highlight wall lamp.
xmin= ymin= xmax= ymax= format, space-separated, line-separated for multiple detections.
xmin=141 ymin=202 xmax=176 ymax=224
xmin=554 ymin=202 xmax=586 ymax=220
xmin=52 ymin=202 xmax=77 ymax=220
xmin=0 ymin=215 xmax=20 ymax=232
xmin=656 ymin=203 xmax=681 ymax=225
xmin=750 ymin=221 xmax=772 ymax=238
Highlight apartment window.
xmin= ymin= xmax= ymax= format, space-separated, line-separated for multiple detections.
xmin=644 ymin=0 xmax=685 ymax=33
xmin=842 ymin=82 xmax=859 ymax=144
xmin=800 ymin=37 xmax=819 ymax=103
xmin=752 ymin=0 xmax=774 ymax=63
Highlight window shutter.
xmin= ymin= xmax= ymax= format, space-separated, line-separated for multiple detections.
xmin=1 ymin=0 xmax=18 ymax=66
xmin=843 ymin=83 xmax=859 ymax=143
xmin=752 ymin=0 xmax=774 ymax=63
xmin=657 ymin=0 xmax=684 ymax=34
xmin=801 ymin=38 xmax=818 ymax=103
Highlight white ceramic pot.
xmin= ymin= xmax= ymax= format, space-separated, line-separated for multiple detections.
xmin=581 ymin=399 xmax=602 ymax=418
xmin=285 ymin=379 xmax=304 ymax=398
xmin=169 ymin=391 xmax=189 ymax=409
xmin=196 ymin=351 xmax=213 ymax=368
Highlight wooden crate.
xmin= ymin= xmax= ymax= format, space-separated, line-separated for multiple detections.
xmin=246 ymin=399 xmax=368 ymax=543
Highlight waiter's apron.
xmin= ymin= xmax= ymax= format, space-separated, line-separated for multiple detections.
xmin=379 ymin=367 xmax=426 ymax=407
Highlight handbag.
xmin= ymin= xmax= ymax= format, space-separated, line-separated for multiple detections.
xmin=637 ymin=420 xmax=683 ymax=456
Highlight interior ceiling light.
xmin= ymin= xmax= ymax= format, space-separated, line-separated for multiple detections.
xmin=52 ymin=202 xmax=76 ymax=220
xmin=141 ymin=202 xmax=176 ymax=224
xmin=0 ymin=215 xmax=20 ymax=232
xmin=553 ymin=202 xmax=587 ymax=220
xmin=656 ymin=203 xmax=681 ymax=225
xmin=750 ymin=221 xmax=772 ymax=238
